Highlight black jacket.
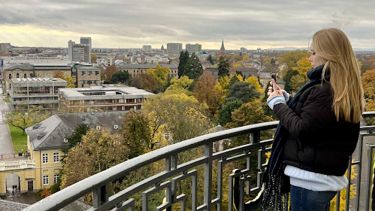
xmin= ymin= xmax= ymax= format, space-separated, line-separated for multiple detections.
xmin=273 ymin=82 xmax=359 ymax=176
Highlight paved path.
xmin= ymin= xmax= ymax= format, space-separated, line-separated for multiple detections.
xmin=0 ymin=88 xmax=14 ymax=155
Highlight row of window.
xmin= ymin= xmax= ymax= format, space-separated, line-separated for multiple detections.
xmin=42 ymin=152 xmax=60 ymax=164
xmin=42 ymin=174 xmax=59 ymax=185
xmin=80 ymin=71 xmax=100 ymax=76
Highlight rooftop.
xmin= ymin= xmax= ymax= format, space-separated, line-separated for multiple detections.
xmin=25 ymin=112 xmax=127 ymax=151
xmin=59 ymin=86 xmax=154 ymax=100
xmin=11 ymin=77 xmax=66 ymax=84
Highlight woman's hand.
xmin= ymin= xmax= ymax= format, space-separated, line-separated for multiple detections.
xmin=267 ymin=80 xmax=286 ymax=110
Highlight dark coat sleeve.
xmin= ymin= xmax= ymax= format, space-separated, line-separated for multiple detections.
xmin=273 ymin=85 xmax=334 ymax=139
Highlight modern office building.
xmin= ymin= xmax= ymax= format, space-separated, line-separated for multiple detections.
xmin=68 ymin=40 xmax=90 ymax=63
xmin=58 ymin=85 xmax=154 ymax=112
xmin=9 ymin=78 xmax=67 ymax=110
xmin=186 ymin=43 xmax=202 ymax=54
xmin=142 ymin=45 xmax=152 ymax=52
xmin=166 ymin=43 xmax=182 ymax=57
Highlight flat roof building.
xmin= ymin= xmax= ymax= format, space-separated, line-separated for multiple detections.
xmin=10 ymin=78 xmax=67 ymax=110
xmin=58 ymin=85 xmax=154 ymax=112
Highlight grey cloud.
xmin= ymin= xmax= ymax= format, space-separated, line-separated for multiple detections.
xmin=0 ymin=0 xmax=374 ymax=48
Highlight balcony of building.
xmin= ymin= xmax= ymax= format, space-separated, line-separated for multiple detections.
xmin=25 ymin=111 xmax=375 ymax=211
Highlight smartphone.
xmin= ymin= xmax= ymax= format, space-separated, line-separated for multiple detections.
xmin=271 ymin=74 xmax=278 ymax=92
xmin=271 ymin=74 xmax=277 ymax=82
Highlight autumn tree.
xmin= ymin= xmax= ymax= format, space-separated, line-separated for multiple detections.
xmin=192 ymin=71 xmax=221 ymax=116
xmin=278 ymin=50 xmax=310 ymax=70
xmin=104 ymin=65 xmax=118 ymax=82
xmin=121 ymin=111 xmax=152 ymax=158
xmin=91 ymin=53 xmax=97 ymax=63
xmin=53 ymin=71 xmax=75 ymax=88
xmin=130 ymin=74 xmax=159 ymax=93
xmin=61 ymin=129 xmax=128 ymax=188
xmin=166 ymin=76 xmax=193 ymax=95
xmin=143 ymin=92 xmax=212 ymax=144
xmin=7 ymin=106 xmax=50 ymax=133
xmin=362 ymin=69 xmax=375 ymax=111
xmin=147 ymin=65 xmax=170 ymax=89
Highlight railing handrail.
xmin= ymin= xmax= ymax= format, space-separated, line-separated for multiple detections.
xmin=25 ymin=121 xmax=278 ymax=210
xmin=25 ymin=111 xmax=375 ymax=210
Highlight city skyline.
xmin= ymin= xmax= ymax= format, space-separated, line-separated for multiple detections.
xmin=0 ymin=0 xmax=374 ymax=49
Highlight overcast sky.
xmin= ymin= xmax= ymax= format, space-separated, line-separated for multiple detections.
xmin=0 ymin=0 xmax=374 ymax=49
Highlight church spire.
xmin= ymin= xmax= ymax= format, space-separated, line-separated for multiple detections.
xmin=220 ymin=40 xmax=225 ymax=52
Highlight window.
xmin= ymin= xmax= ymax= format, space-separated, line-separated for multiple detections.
xmin=9 ymin=74 xmax=11 ymax=79
xmin=53 ymin=152 xmax=59 ymax=162
xmin=16 ymin=73 xmax=19 ymax=78
xmin=54 ymin=174 xmax=59 ymax=184
xmin=43 ymin=175 xmax=49 ymax=185
xmin=24 ymin=73 xmax=27 ymax=78
xmin=42 ymin=153 xmax=48 ymax=163
xmin=81 ymin=71 xmax=86 ymax=76
xmin=95 ymin=71 xmax=99 ymax=75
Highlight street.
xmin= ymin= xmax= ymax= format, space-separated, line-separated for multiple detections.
xmin=0 ymin=86 xmax=14 ymax=155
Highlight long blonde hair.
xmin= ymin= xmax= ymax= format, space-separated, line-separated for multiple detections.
xmin=312 ymin=28 xmax=364 ymax=123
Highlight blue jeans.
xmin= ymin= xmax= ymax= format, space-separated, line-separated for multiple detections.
xmin=290 ymin=185 xmax=337 ymax=211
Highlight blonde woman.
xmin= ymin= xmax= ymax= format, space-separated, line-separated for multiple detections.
xmin=263 ymin=28 xmax=364 ymax=211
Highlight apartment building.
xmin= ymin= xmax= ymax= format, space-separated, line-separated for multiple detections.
xmin=9 ymin=78 xmax=67 ymax=110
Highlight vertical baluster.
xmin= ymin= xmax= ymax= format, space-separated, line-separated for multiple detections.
xmin=345 ymin=157 xmax=352 ymax=211
xmin=93 ymin=184 xmax=108 ymax=208
xmin=166 ymin=155 xmax=177 ymax=211
xmin=356 ymin=135 xmax=364 ymax=211
xmin=365 ymin=145 xmax=374 ymax=211
xmin=217 ymin=160 xmax=223 ymax=211
xmin=204 ymin=143 xmax=213 ymax=210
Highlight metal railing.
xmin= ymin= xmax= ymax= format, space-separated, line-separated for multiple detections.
xmin=25 ymin=112 xmax=375 ymax=211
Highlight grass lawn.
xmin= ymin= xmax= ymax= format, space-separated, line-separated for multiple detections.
xmin=9 ymin=125 xmax=27 ymax=153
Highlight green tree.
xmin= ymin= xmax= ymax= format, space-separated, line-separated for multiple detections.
xmin=7 ymin=107 xmax=50 ymax=133
xmin=226 ymin=99 xmax=272 ymax=128
xmin=207 ymin=54 xmax=214 ymax=65
xmin=64 ymin=124 xmax=89 ymax=152
xmin=178 ymin=51 xmax=189 ymax=78
xmin=218 ymin=99 xmax=242 ymax=126
xmin=283 ymin=69 xmax=300 ymax=92
xmin=218 ymin=56 xmax=230 ymax=77
xmin=227 ymin=81 xmax=260 ymax=103
xmin=111 ymin=71 xmax=130 ymax=84
xmin=184 ymin=53 xmax=203 ymax=80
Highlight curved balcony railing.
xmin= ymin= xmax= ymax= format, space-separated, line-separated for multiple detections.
xmin=25 ymin=112 xmax=375 ymax=211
